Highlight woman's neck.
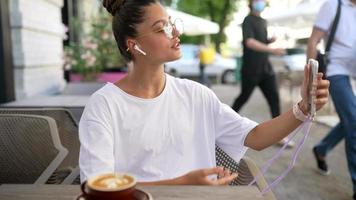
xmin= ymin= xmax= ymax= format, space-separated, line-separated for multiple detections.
xmin=116 ymin=61 xmax=166 ymax=99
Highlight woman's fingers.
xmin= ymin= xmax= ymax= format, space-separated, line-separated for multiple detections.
xmin=213 ymin=167 xmax=232 ymax=179
xmin=305 ymin=72 xmax=328 ymax=111
xmin=194 ymin=167 xmax=238 ymax=185
xmin=315 ymin=79 xmax=329 ymax=109
xmin=316 ymin=80 xmax=329 ymax=96
xmin=315 ymin=97 xmax=329 ymax=105
xmin=214 ymin=173 xmax=238 ymax=185
xmin=317 ymin=73 xmax=323 ymax=80
xmin=202 ymin=167 xmax=224 ymax=177
xmin=217 ymin=166 xmax=225 ymax=178
xmin=317 ymin=79 xmax=329 ymax=88
xmin=316 ymin=90 xmax=328 ymax=98
xmin=311 ymin=78 xmax=329 ymax=97
xmin=223 ymin=168 xmax=231 ymax=178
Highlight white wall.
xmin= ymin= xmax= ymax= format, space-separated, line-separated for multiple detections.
xmin=9 ymin=0 xmax=66 ymax=99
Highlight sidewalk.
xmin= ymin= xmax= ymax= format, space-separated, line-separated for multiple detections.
xmin=211 ymin=84 xmax=351 ymax=200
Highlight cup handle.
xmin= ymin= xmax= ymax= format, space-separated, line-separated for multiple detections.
xmin=76 ymin=181 xmax=88 ymax=200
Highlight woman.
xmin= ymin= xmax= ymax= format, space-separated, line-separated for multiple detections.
xmin=79 ymin=0 xmax=329 ymax=185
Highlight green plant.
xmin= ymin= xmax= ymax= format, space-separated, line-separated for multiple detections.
xmin=89 ymin=12 xmax=124 ymax=71
xmin=64 ymin=11 xmax=124 ymax=80
xmin=177 ymin=0 xmax=237 ymax=53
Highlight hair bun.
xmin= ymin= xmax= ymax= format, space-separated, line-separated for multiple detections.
xmin=102 ymin=0 xmax=125 ymax=16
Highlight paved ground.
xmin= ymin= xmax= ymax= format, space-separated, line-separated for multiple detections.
xmin=211 ymin=83 xmax=352 ymax=200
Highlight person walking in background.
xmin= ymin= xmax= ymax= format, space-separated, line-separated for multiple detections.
xmin=198 ymin=45 xmax=214 ymax=87
xmin=231 ymin=0 xmax=293 ymax=147
xmin=307 ymin=0 xmax=356 ymax=199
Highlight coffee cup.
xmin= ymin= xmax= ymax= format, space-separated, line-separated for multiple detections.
xmin=77 ymin=173 xmax=137 ymax=200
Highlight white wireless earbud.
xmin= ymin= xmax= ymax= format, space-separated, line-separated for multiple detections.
xmin=134 ymin=45 xmax=147 ymax=56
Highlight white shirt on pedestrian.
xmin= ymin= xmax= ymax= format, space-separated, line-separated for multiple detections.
xmin=314 ymin=0 xmax=356 ymax=77
xmin=79 ymin=74 xmax=258 ymax=182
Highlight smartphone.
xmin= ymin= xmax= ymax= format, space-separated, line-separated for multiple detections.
xmin=308 ymin=59 xmax=319 ymax=117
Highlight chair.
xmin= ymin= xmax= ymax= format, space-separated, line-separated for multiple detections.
xmin=0 ymin=114 xmax=68 ymax=184
xmin=0 ymin=108 xmax=80 ymax=184
xmin=216 ymin=146 xmax=276 ymax=200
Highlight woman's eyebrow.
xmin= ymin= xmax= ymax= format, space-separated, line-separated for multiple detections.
xmin=151 ymin=16 xmax=171 ymax=27
xmin=151 ymin=19 xmax=167 ymax=27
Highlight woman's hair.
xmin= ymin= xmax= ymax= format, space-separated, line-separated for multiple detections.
xmin=102 ymin=0 xmax=158 ymax=61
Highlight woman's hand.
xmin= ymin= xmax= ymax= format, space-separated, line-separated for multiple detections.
xmin=180 ymin=167 xmax=238 ymax=185
xmin=300 ymin=64 xmax=330 ymax=114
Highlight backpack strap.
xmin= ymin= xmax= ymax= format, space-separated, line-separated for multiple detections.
xmin=325 ymin=0 xmax=342 ymax=53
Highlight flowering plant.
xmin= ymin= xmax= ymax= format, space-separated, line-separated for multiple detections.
xmin=64 ymin=11 xmax=124 ymax=80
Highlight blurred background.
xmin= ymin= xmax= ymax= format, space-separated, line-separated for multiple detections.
xmin=0 ymin=0 xmax=327 ymax=102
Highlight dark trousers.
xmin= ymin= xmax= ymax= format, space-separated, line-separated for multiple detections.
xmin=314 ymin=75 xmax=356 ymax=192
xmin=199 ymin=63 xmax=210 ymax=87
xmin=232 ymin=72 xmax=280 ymax=118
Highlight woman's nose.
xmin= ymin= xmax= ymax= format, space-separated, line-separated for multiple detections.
xmin=172 ymin=25 xmax=181 ymax=38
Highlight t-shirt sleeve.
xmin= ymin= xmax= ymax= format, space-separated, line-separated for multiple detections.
xmin=242 ymin=17 xmax=255 ymax=42
xmin=79 ymin=93 xmax=115 ymax=182
xmin=210 ymin=91 xmax=258 ymax=162
xmin=314 ymin=0 xmax=337 ymax=32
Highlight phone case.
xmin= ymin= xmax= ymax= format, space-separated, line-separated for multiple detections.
xmin=308 ymin=59 xmax=319 ymax=118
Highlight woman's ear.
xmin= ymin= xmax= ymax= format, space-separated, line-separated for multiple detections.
xmin=126 ymin=39 xmax=136 ymax=52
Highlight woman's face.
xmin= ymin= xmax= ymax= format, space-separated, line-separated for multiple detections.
xmin=133 ymin=3 xmax=182 ymax=63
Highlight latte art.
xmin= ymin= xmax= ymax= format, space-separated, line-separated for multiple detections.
xmin=96 ymin=176 xmax=131 ymax=189
xmin=88 ymin=173 xmax=136 ymax=191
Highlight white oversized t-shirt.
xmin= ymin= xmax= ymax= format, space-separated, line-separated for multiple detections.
xmin=79 ymin=74 xmax=258 ymax=182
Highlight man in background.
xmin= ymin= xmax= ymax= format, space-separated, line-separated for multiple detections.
xmin=307 ymin=0 xmax=356 ymax=199
xmin=231 ymin=0 xmax=292 ymax=146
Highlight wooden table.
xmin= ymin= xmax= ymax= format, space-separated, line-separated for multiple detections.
xmin=0 ymin=184 xmax=273 ymax=200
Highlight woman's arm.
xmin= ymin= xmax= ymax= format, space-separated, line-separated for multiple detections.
xmin=138 ymin=167 xmax=238 ymax=186
xmin=244 ymin=108 xmax=302 ymax=151
xmin=244 ymin=66 xmax=330 ymax=151
xmin=79 ymin=95 xmax=115 ymax=183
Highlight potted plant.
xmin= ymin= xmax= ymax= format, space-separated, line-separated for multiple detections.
xmin=64 ymin=11 xmax=126 ymax=82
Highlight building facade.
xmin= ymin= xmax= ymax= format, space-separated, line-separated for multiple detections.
xmin=0 ymin=0 xmax=101 ymax=103
xmin=9 ymin=0 xmax=66 ymax=99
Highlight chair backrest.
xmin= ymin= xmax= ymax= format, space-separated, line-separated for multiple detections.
xmin=0 ymin=108 xmax=79 ymax=169
xmin=0 ymin=114 xmax=68 ymax=184
xmin=0 ymin=108 xmax=80 ymax=184
xmin=215 ymin=146 xmax=276 ymax=200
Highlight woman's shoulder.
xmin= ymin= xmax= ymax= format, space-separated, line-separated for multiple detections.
xmin=168 ymin=74 xmax=211 ymax=91
xmin=167 ymin=74 xmax=216 ymax=99
xmin=87 ymin=83 xmax=122 ymax=105
xmin=91 ymin=83 xmax=116 ymax=96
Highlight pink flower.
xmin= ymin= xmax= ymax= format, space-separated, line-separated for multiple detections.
xmin=84 ymin=40 xmax=98 ymax=50
xmin=101 ymin=32 xmax=110 ymax=40
xmin=81 ymin=51 xmax=96 ymax=67
xmin=85 ymin=56 xmax=96 ymax=67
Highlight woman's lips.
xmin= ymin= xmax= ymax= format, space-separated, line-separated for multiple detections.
xmin=173 ymin=42 xmax=180 ymax=49
xmin=172 ymin=39 xmax=180 ymax=49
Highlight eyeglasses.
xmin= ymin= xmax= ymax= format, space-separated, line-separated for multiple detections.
xmin=161 ymin=18 xmax=184 ymax=39
xmin=136 ymin=18 xmax=184 ymax=39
